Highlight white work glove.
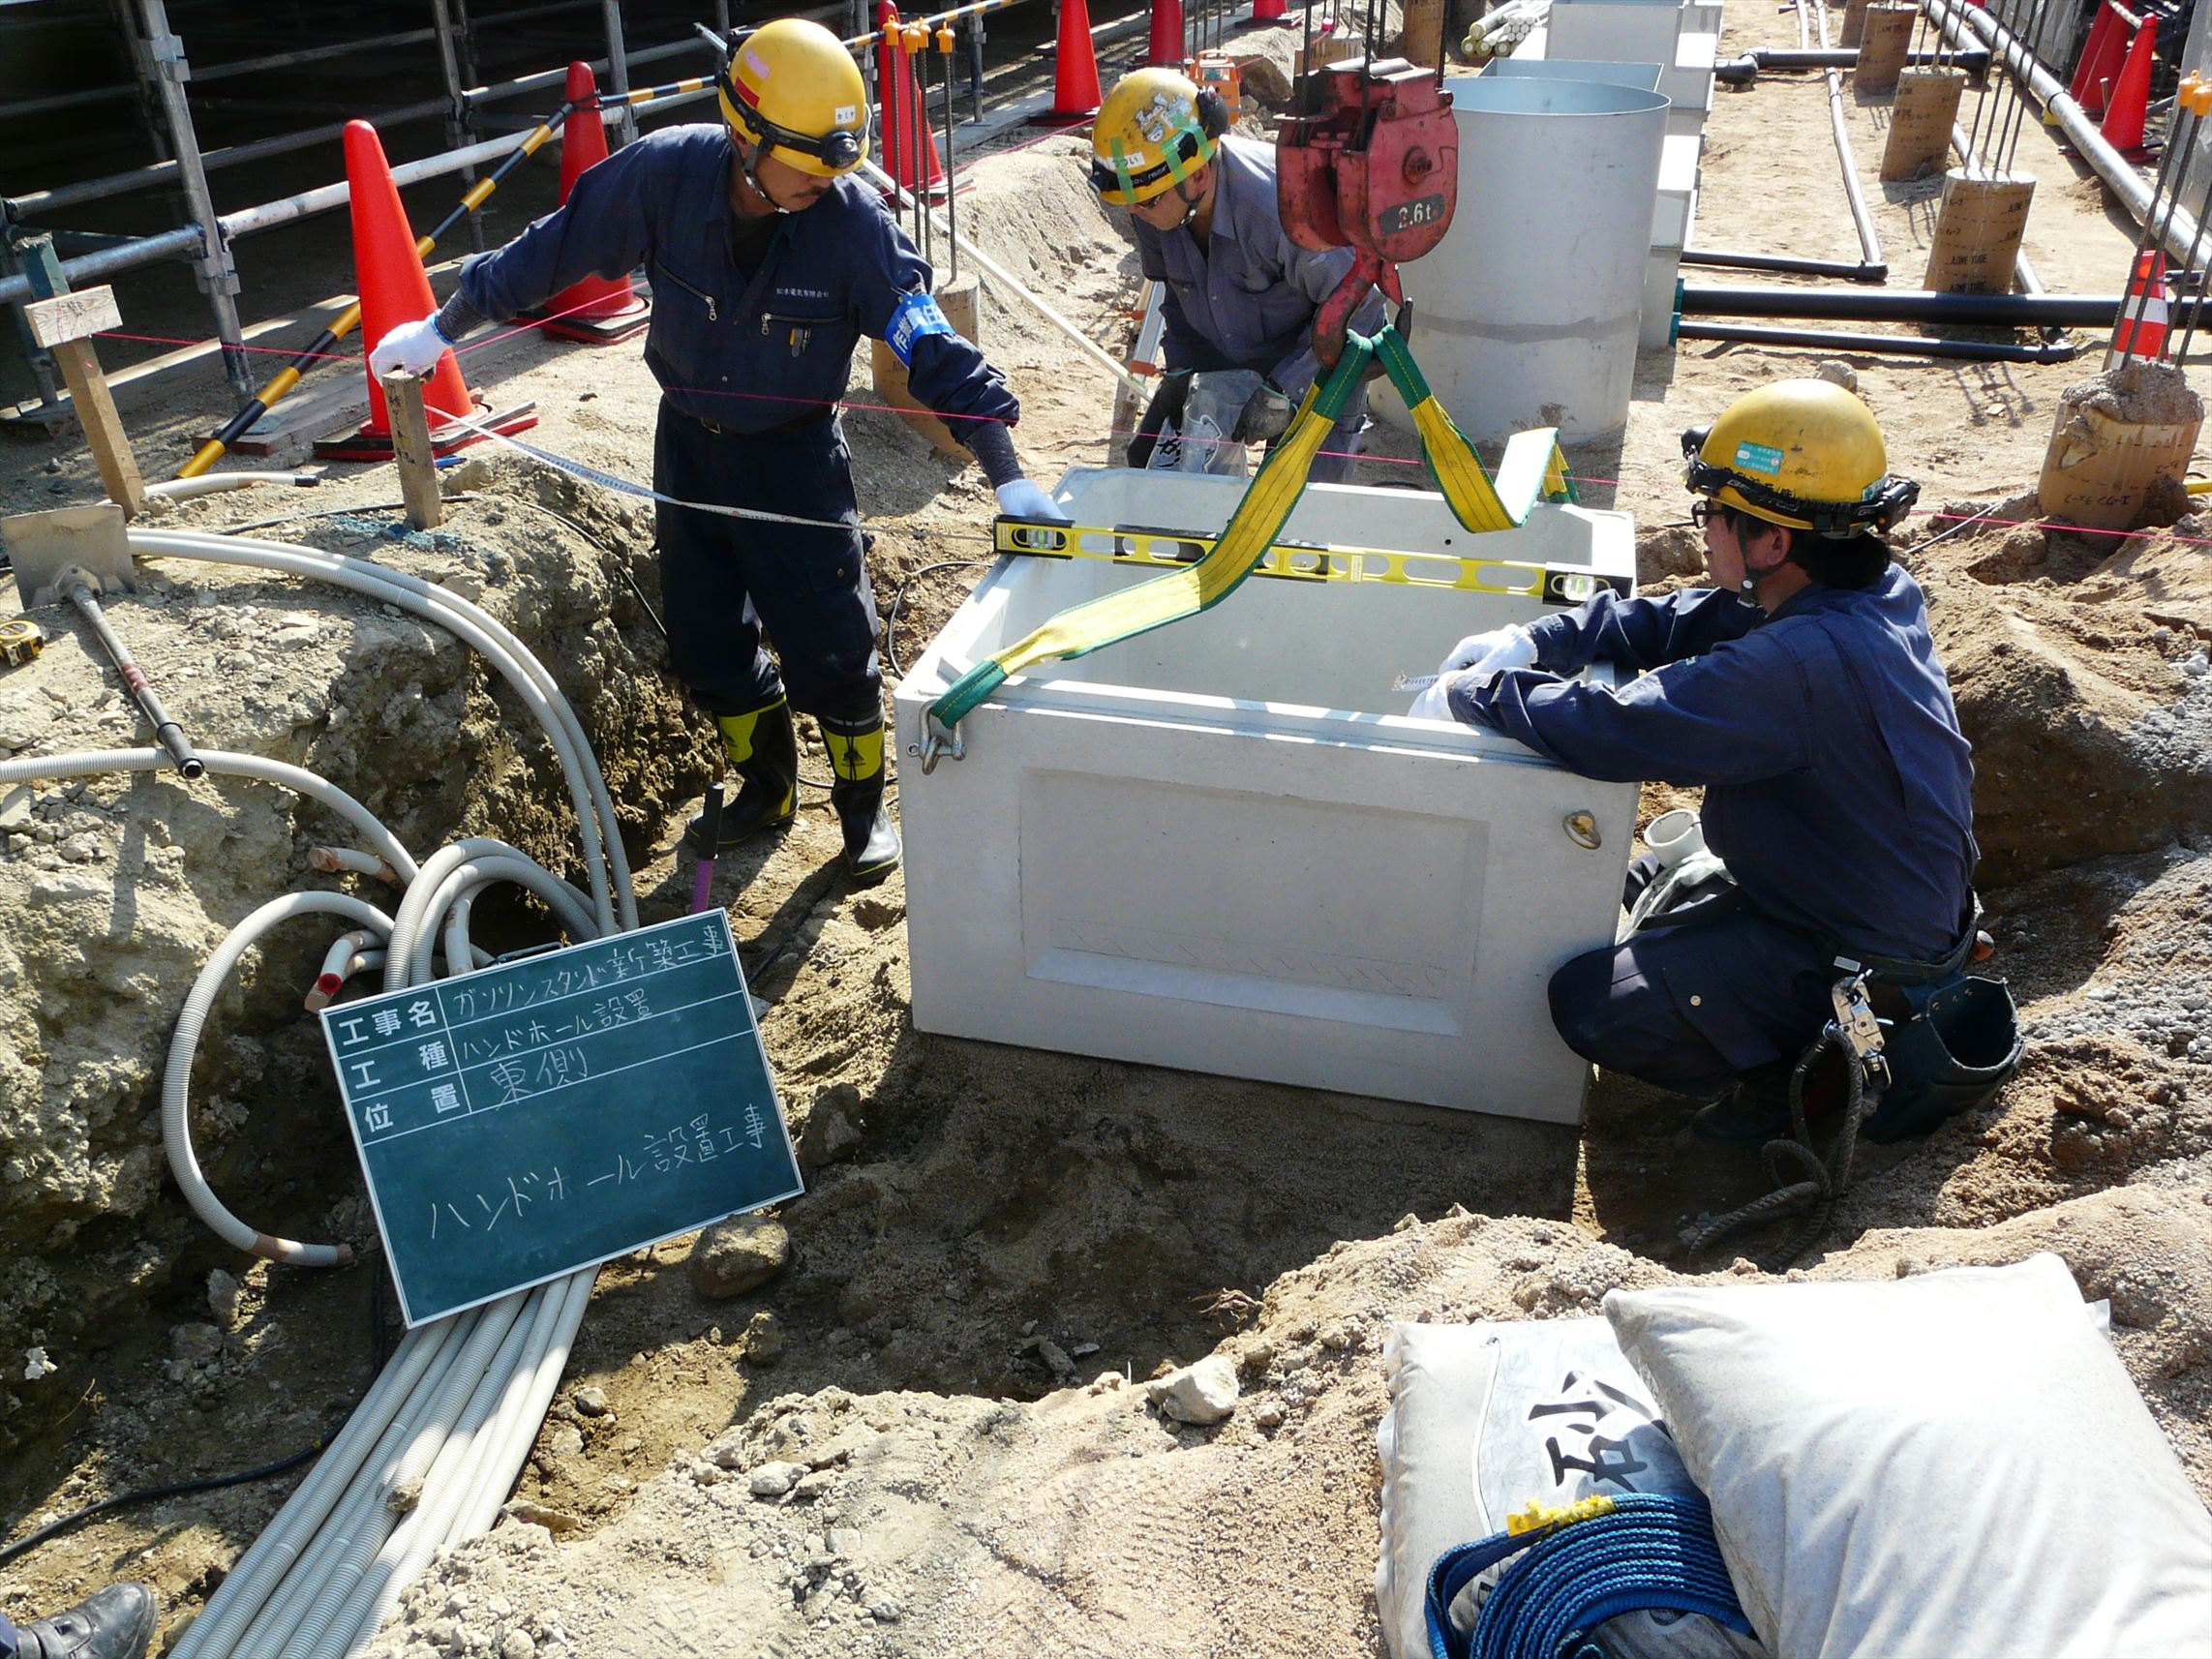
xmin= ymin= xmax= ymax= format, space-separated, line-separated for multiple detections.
xmin=994 ymin=478 xmax=1070 ymax=523
xmin=1409 ymin=671 xmax=1468 ymax=722
xmin=368 ymin=316 xmax=452 ymax=379
xmin=1439 ymin=622 xmax=1537 ymax=679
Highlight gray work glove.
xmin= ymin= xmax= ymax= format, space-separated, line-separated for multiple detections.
xmin=1231 ymin=379 xmax=1296 ymax=445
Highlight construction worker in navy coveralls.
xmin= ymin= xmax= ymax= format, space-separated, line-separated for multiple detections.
xmin=373 ymin=18 xmax=1064 ymax=885
xmin=1089 ymin=69 xmax=1382 ymax=483
xmin=1410 ymin=379 xmax=1979 ymax=1145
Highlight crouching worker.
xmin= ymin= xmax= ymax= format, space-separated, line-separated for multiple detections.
xmin=371 ymin=18 xmax=1064 ymax=885
xmin=1090 ymin=69 xmax=1383 ymax=482
xmin=1411 ymin=379 xmax=2019 ymax=1143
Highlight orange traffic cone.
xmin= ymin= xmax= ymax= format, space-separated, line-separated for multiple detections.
xmin=1148 ymin=0 xmax=1186 ymax=67
xmin=1032 ymin=0 xmax=1102 ymax=124
xmin=2070 ymin=0 xmax=2126 ymax=113
xmin=875 ymin=4 xmax=946 ymax=195
xmin=2100 ymin=14 xmax=2157 ymax=149
xmin=524 ymin=62 xmax=650 ymax=344
xmin=318 ymin=119 xmax=537 ymax=461
xmin=2112 ymin=248 xmax=2171 ymax=360
xmin=1241 ymin=0 xmax=1292 ymax=28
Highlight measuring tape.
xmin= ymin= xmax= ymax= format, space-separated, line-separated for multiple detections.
xmin=0 ymin=618 xmax=43 ymax=669
xmin=992 ymin=518 xmax=1631 ymax=607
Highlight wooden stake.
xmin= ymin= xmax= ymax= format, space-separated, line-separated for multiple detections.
xmin=381 ymin=371 xmax=444 ymax=530
xmin=20 ymin=241 xmax=146 ymax=519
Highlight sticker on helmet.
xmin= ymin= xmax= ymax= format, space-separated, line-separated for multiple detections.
xmin=1733 ymin=440 xmax=1785 ymax=475
xmin=742 ymin=48 xmax=770 ymax=78
xmin=834 ymin=105 xmax=858 ymax=125
xmin=887 ymin=290 xmax=954 ymax=367
xmin=1135 ymin=91 xmax=1190 ymax=147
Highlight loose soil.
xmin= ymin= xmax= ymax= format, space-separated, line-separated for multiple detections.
xmin=3 ymin=3 xmax=2211 ymax=1655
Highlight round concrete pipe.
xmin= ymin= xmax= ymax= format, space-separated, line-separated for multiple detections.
xmin=1677 ymin=320 xmax=2079 ymax=363
xmin=1380 ymin=75 xmax=1669 ymax=443
xmin=1677 ymin=282 xmax=2197 ymax=327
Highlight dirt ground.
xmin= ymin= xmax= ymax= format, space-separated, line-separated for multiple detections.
xmin=3 ymin=2 xmax=2211 ymax=1654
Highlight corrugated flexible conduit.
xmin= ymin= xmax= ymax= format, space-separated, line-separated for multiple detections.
xmin=0 ymin=518 xmax=626 ymax=1657
xmin=128 ymin=527 xmax=637 ymax=936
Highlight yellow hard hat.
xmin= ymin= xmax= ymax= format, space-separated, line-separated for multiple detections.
xmin=717 ymin=18 xmax=868 ymax=178
xmin=1682 ymin=378 xmax=1918 ymax=537
xmin=1090 ymin=68 xmax=1225 ymax=205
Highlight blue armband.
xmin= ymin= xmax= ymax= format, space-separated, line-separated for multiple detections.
xmin=886 ymin=290 xmax=954 ymax=367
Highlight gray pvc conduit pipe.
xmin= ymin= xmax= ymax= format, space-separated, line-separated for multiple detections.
xmin=404 ymin=857 xmax=597 ymax=986
xmin=453 ymin=1269 xmax=594 ymax=1537
xmin=167 ymin=1317 xmax=465 ymax=1659
xmin=226 ymin=1318 xmax=481 ymax=1656
xmin=382 ymin=838 xmax=539 ymax=990
xmin=143 ymin=470 xmax=320 ymax=501
xmin=1924 ymin=0 xmax=2209 ymax=268
xmin=1813 ymin=0 xmax=1889 ymax=279
xmin=334 ymin=1282 xmax=574 ymax=1653
xmin=129 ymin=528 xmax=636 ymax=936
xmin=0 ymin=747 xmax=417 ymax=881
xmin=279 ymin=1295 xmax=528 ymax=1659
xmin=162 ymin=890 xmax=394 ymax=1265
xmin=307 ymin=1295 xmax=539 ymax=1658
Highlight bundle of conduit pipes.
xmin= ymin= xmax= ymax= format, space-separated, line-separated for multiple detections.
xmin=0 ymin=474 xmax=643 ymax=1659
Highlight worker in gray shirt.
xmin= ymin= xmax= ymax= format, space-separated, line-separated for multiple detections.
xmin=1091 ymin=68 xmax=1383 ymax=482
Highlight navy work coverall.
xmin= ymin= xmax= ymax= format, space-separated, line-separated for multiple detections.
xmin=1130 ymin=135 xmax=1383 ymax=482
xmin=453 ymin=125 xmax=1021 ymax=726
xmin=1451 ymin=567 xmax=1978 ymax=1097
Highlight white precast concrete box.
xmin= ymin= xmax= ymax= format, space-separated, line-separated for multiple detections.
xmin=892 ymin=468 xmax=1640 ymax=1123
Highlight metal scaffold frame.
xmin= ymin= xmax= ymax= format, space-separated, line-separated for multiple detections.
xmin=0 ymin=0 xmax=739 ymax=428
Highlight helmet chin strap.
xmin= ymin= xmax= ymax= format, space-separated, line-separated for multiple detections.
xmin=1167 ymin=174 xmax=1205 ymax=230
xmin=735 ymin=135 xmax=788 ymax=215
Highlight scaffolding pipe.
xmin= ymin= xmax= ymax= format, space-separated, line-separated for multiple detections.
xmin=1924 ymin=0 xmax=2208 ymax=267
xmin=7 ymin=98 xmax=457 ymax=219
xmin=0 ymin=224 xmax=203 ymax=309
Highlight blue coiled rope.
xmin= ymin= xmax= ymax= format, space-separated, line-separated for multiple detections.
xmin=1424 ymin=1492 xmax=1753 ymax=1659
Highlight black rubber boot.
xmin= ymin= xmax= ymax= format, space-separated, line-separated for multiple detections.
xmin=822 ymin=713 xmax=901 ymax=886
xmin=1690 ymin=1056 xmax=1841 ymax=1148
xmin=15 ymin=1584 xmax=158 ymax=1659
xmin=685 ymin=699 xmax=799 ymax=855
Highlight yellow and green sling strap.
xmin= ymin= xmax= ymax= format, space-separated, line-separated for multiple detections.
xmin=926 ymin=321 xmax=1573 ymax=732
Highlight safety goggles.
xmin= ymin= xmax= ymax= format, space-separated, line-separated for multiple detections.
xmin=718 ymin=67 xmax=865 ymax=171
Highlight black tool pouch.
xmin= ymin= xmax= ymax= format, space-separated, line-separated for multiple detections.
xmin=1861 ymin=972 xmax=2025 ymax=1143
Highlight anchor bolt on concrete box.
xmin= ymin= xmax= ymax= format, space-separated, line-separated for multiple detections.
xmin=893 ymin=468 xmax=1640 ymax=1123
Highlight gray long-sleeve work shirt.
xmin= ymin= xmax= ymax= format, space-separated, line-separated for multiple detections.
xmin=1130 ymin=134 xmax=1385 ymax=402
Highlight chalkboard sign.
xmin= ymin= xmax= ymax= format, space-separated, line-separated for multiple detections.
xmin=319 ymin=910 xmax=801 ymax=1326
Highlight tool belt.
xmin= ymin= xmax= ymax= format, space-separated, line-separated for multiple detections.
xmin=1633 ymin=834 xmax=2024 ymax=1142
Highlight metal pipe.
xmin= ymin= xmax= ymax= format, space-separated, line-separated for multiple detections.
xmin=1681 ymin=248 xmax=1890 ymax=281
xmin=8 ymin=99 xmax=455 ymax=219
xmin=136 ymin=0 xmax=250 ymax=395
xmin=183 ymin=26 xmax=444 ymax=84
xmin=62 ymin=575 xmax=202 ymax=778
xmin=0 ymin=224 xmax=203 ymax=312
xmin=1925 ymin=0 xmax=2209 ymax=269
xmin=1680 ymin=281 xmax=2212 ymax=325
xmin=213 ymin=131 xmax=538 ymax=242
xmin=601 ymin=0 xmax=639 ymax=145
xmin=1678 ymin=319 xmax=2080 ymax=362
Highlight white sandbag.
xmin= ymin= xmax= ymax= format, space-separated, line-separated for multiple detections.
xmin=1605 ymin=1253 xmax=2212 ymax=1659
xmin=1376 ymin=1318 xmax=1769 ymax=1659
